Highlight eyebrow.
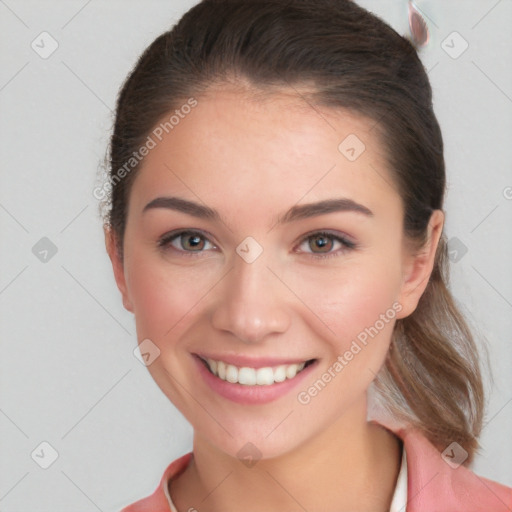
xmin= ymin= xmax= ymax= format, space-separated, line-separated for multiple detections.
xmin=142 ymin=196 xmax=374 ymax=224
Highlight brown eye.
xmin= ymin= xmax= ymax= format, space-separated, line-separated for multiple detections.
xmin=158 ymin=230 xmax=215 ymax=256
xmin=180 ymin=233 xmax=205 ymax=251
xmin=308 ymin=234 xmax=334 ymax=253
xmin=297 ymin=231 xmax=356 ymax=260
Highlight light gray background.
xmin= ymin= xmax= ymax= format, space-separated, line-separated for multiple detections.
xmin=0 ymin=1 xmax=511 ymax=511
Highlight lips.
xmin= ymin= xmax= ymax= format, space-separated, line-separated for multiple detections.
xmin=197 ymin=355 xmax=315 ymax=386
xmin=193 ymin=354 xmax=318 ymax=404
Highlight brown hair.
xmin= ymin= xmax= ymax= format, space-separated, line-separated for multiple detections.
xmin=104 ymin=0 xmax=485 ymax=462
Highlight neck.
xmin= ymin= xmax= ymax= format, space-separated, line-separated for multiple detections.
xmin=171 ymin=400 xmax=402 ymax=512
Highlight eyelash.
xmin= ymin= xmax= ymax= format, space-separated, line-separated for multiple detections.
xmin=157 ymin=230 xmax=356 ymax=260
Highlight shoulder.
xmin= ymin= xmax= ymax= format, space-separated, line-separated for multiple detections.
xmin=392 ymin=423 xmax=512 ymax=511
xmin=119 ymin=452 xmax=192 ymax=512
xmin=119 ymin=425 xmax=512 ymax=512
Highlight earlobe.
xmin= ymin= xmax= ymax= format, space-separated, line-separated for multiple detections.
xmin=104 ymin=227 xmax=134 ymax=313
xmin=396 ymin=210 xmax=445 ymax=319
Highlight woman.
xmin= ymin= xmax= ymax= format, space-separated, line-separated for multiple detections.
xmin=102 ymin=0 xmax=512 ymax=510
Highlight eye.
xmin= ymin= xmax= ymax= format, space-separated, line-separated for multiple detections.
xmin=158 ymin=230 xmax=216 ymax=256
xmin=157 ymin=229 xmax=356 ymax=260
xmin=296 ymin=231 xmax=356 ymax=260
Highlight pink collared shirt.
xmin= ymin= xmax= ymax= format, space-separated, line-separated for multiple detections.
xmin=120 ymin=422 xmax=512 ymax=511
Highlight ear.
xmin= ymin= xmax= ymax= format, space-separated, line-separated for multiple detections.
xmin=104 ymin=227 xmax=134 ymax=313
xmin=396 ymin=209 xmax=444 ymax=319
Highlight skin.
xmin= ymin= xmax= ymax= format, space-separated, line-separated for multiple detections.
xmin=106 ymin=85 xmax=444 ymax=512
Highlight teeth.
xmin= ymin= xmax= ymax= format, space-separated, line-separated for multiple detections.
xmin=273 ymin=365 xmax=287 ymax=383
xmin=255 ymin=367 xmax=273 ymax=385
xmin=203 ymin=358 xmax=309 ymax=386
xmin=286 ymin=365 xmax=298 ymax=379
xmin=226 ymin=364 xmax=238 ymax=383
xmin=239 ymin=367 xmax=257 ymax=385
xmin=208 ymin=359 xmax=217 ymax=375
xmin=217 ymin=361 xmax=226 ymax=380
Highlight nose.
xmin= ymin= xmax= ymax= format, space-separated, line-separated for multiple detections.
xmin=210 ymin=252 xmax=291 ymax=344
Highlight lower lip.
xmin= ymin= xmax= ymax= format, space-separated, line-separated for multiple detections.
xmin=193 ymin=355 xmax=318 ymax=405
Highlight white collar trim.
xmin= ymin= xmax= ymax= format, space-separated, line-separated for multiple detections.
xmin=390 ymin=442 xmax=408 ymax=512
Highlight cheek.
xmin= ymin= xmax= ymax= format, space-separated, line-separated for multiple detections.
xmin=124 ymin=251 xmax=213 ymax=340
xmin=286 ymin=259 xmax=402 ymax=350
xmin=330 ymin=282 xmax=399 ymax=349
xmin=292 ymin=272 xmax=401 ymax=416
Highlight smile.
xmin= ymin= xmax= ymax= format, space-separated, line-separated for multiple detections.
xmin=198 ymin=356 xmax=315 ymax=386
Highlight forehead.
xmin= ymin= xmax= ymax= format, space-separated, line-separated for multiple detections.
xmin=128 ymin=88 xmax=400 ymax=224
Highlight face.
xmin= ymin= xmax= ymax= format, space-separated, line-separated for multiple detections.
xmin=107 ymin=87 xmax=443 ymax=460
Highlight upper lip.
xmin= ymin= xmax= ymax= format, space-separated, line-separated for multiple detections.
xmin=194 ymin=353 xmax=315 ymax=369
